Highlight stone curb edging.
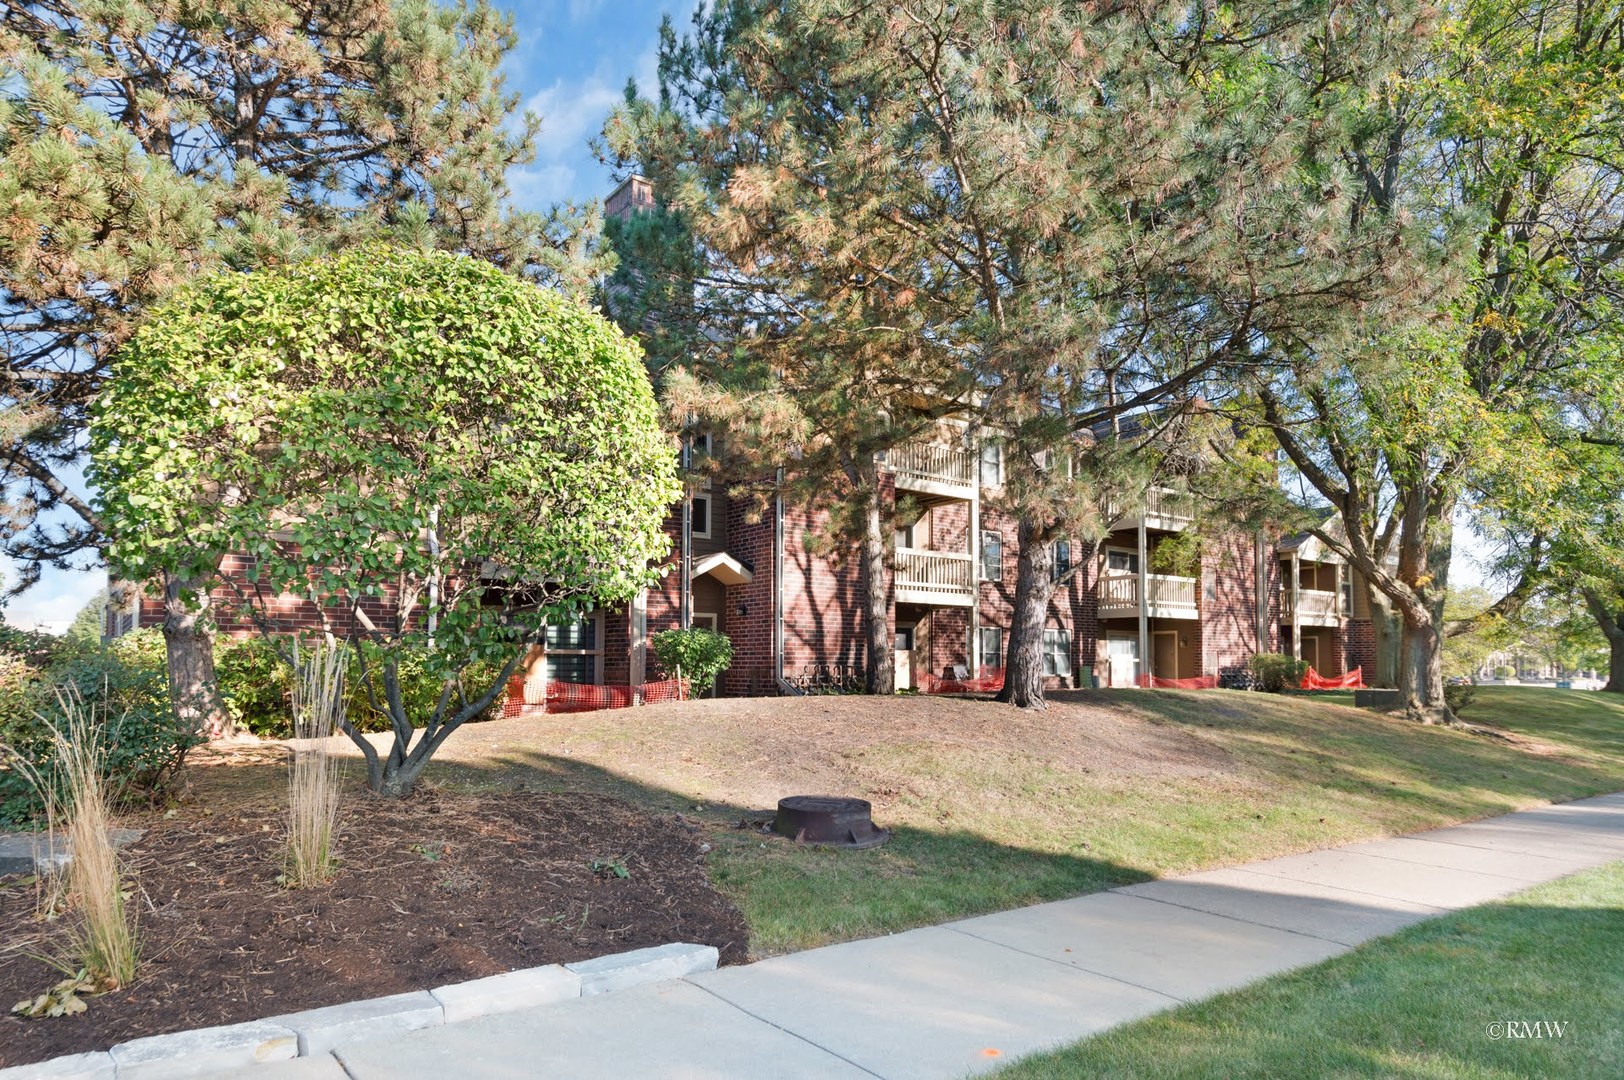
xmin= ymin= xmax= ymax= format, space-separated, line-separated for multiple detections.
xmin=0 ymin=942 xmax=719 ymax=1079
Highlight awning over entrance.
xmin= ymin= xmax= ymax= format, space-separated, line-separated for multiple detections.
xmin=693 ymin=551 xmax=754 ymax=586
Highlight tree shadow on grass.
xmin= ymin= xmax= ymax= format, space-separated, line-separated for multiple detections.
xmin=186 ymin=743 xmax=1155 ymax=958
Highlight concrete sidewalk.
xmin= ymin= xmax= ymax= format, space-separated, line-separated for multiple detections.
xmin=252 ymin=792 xmax=1624 ymax=1080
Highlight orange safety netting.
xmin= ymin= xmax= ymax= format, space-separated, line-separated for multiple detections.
xmin=1300 ymin=666 xmax=1364 ymax=690
xmin=501 ymin=676 xmax=688 ymax=716
xmin=1134 ymin=674 xmax=1219 ymax=690
xmin=920 ymin=666 xmax=1006 ymax=694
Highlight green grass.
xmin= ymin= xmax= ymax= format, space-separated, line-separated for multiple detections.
xmin=371 ymin=685 xmax=1624 ymax=955
xmin=998 ymin=859 xmax=1624 ymax=1079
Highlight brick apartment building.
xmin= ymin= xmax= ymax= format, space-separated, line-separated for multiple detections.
xmin=106 ymin=180 xmax=1376 ymax=697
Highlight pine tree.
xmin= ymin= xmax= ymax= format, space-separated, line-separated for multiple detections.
xmin=1 ymin=0 xmax=606 ymax=732
xmin=617 ymin=0 xmax=1431 ymax=706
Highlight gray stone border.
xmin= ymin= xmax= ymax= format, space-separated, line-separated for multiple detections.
xmin=0 ymin=942 xmax=718 ymax=1079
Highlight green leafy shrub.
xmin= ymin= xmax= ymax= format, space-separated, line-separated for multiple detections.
xmin=1248 ymin=652 xmax=1309 ymax=693
xmin=216 ymin=636 xmax=512 ymax=739
xmin=0 ymin=630 xmax=200 ymax=827
xmin=1493 ymin=665 xmax=1513 ymax=679
xmin=1444 ymin=681 xmax=1478 ymax=716
xmin=650 ymin=628 xmax=734 ymax=696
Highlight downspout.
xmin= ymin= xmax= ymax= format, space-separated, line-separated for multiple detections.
xmin=427 ymin=505 xmax=440 ymax=642
xmin=680 ymin=437 xmax=692 ymax=630
xmin=774 ymin=466 xmax=786 ymax=685
xmin=1255 ymin=531 xmax=1268 ymax=651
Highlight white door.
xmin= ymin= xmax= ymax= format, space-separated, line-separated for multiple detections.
xmin=1106 ymin=636 xmax=1140 ymax=688
xmin=895 ymin=627 xmax=915 ymax=690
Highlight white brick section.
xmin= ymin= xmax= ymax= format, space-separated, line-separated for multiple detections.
xmin=431 ymin=964 xmax=581 ymax=1023
xmin=110 ymin=1020 xmax=297 ymax=1079
xmin=565 ymin=942 xmax=720 ymax=996
xmin=272 ymin=991 xmax=444 ymax=1055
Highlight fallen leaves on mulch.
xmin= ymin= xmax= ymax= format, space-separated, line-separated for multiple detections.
xmin=0 ymin=789 xmax=747 ymax=1068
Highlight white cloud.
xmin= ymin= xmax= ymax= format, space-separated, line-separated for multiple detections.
xmin=1 ymin=560 xmax=105 ymax=634
xmin=508 ymin=163 xmax=578 ymax=210
xmin=521 ymin=76 xmax=625 ymax=162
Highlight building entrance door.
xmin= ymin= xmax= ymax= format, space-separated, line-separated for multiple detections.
xmin=1105 ymin=636 xmax=1140 ymax=688
xmin=895 ymin=626 xmax=916 ymax=691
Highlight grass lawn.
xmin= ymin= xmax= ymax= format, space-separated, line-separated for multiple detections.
xmin=281 ymin=684 xmax=1623 ymax=956
xmin=997 ymin=859 xmax=1624 ymax=1079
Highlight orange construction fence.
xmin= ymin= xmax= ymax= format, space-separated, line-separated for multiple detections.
xmin=502 ymin=676 xmax=689 ymax=716
xmin=1134 ymin=674 xmax=1219 ymax=690
xmin=919 ymin=666 xmax=1006 ymax=694
xmin=1300 ymin=666 xmax=1365 ymax=690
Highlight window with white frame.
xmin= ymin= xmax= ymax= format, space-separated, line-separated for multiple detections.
xmin=545 ymin=613 xmax=602 ymax=684
xmin=1106 ymin=548 xmax=1139 ymax=573
xmin=980 ymin=440 xmax=1003 ymax=486
xmin=1042 ymin=628 xmax=1072 ymax=677
xmin=1052 ymin=539 xmax=1072 ymax=582
xmin=691 ymin=494 xmax=711 ymax=538
xmin=978 ymin=627 xmax=1003 ymax=670
xmin=980 ymin=530 xmax=1004 ymax=582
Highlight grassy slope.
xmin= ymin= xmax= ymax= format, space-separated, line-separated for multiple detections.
xmin=998 ymin=859 xmax=1624 ymax=1079
xmin=415 ymin=685 xmax=1624 ymax=955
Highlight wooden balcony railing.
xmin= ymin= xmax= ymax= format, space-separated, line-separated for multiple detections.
xmin=895 ymin=548 xmax=976 ymax=606
xmin=1105 ymin=487 xmax=1195 ymax=530
xmin=1097 ymin=571 xmax=1199 ymax=617
xmin=1282 ymin=587 xmax=1340 ymax=624
xmin=889 ymin=441 xmax=975 ymax=494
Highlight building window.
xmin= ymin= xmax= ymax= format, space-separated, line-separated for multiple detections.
xmin=979 ymin=627 xmax=1003 ymax=670
xmin=1106 ymin=548 xmax=1139 ymax=573
xmin=545 ymin=613 xmax=602 ymax=684
xmin=1340 ymin=569 xmax=1353 ymax=614
xmin=980 ymin=441 xmax=1003 ymax=487
xmin=980 ymin=530 xmax=1003 ymax=582
xmin=691 ymin=494 xmax=711 ymax=538
xmin=1042 ymin=628 xmax=1072 ymax=677
xmin=1052 ymin=540 xmax=1071 ymax=582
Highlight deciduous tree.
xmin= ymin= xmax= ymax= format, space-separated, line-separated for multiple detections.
xmin=91 ymin=247 xmax=678 ymax=795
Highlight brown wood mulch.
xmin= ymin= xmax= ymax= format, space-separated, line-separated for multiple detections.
xmin=0 ymin=787 xmax=748 ymax=1068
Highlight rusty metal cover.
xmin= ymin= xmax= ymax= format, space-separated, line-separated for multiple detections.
xmin=773 ymin=795 xmax=891 ymax=850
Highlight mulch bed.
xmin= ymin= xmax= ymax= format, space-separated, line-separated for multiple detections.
xmin=0 ymin=786 xmax=748 ymax=1069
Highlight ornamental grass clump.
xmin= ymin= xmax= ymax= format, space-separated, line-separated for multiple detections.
xmin=285 ymin=642 xmax=346 ymax=888
xmin=42 ymin=688 xmax=138 ymax=991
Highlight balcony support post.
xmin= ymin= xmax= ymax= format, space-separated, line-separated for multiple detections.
xmin=1137 ymin=521 xmax=1149 ymax=687
xmin=1290 ymin=552 xmax=1302 ymax=663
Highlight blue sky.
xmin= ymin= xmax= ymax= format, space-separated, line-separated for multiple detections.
xmin=502 ymin=0 xmax=696 ymax=212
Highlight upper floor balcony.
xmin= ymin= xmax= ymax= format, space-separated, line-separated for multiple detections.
xmin=1097 ymin=570 xmax=1199 ymax=620
xmin=1106 ymin=487 xmax=1195 ymax=533
xmin=1281 ymin=587 xmax=1341 ymax=627
xmin=895 ymin=548 xmax=976 ymax=607
xmin=888 ymin=441 xmax=976 ymax=501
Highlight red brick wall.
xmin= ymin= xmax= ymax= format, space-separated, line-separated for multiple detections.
xmin=1345 ymin=617 xmax=1375 ymax=676
xmin=1202 ymin=532 xmax=1266 ymax=675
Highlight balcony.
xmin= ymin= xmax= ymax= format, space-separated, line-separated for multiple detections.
xmin=895 ymin=548 xmax=976 ymax=607
xmin=1097 ymin=571 xmax=1199 ymax=620
xmin=1106 ymin=487 xmax=1194 ymax=532
xmin=889 ymin=441 xmax=975 ymax=500
xmin=1282 ymin=587 xmax=1341 ymax=627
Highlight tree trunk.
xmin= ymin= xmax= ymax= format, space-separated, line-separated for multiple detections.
xmin=161 ymin=571 xmax=231 ymax=738
xmin=1365 ymin=584 xmax=1401 ymax=688
xmin=860 ymin=491 xmax=895 ymax=695
xmin=1397 ymin=601 xmax=1450 ymax=723
xmin=1581 ymin=588 xmax=1624 ymax=694
xmin=997 ymin=518 xmax=1056 ymax=710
